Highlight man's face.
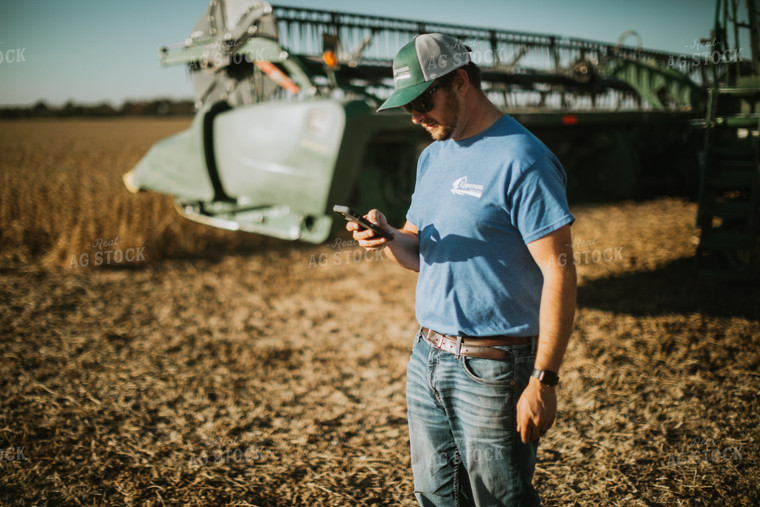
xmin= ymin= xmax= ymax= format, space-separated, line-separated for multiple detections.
xmin=407 ymin=82 xmax=460 ymax=142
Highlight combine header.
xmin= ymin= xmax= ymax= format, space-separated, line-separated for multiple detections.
xmin=125 ymin=0 xmax=708 ymax=244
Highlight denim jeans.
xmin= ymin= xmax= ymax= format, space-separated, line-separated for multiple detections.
xmin=406 ymin=330 xmax=541 ymax=506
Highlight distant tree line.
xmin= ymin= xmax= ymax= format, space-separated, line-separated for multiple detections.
xmin=0 ymin=99 xmax=195 ymax=118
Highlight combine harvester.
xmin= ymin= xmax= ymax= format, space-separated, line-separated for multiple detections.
xmin=126 ymin=0 xmax=722 ymax=248
xmin=695 ymin=0 xmax=759 ymax=280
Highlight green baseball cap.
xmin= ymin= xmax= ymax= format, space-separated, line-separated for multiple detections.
xmin=378 ymin=33 xmax=471 ymax=112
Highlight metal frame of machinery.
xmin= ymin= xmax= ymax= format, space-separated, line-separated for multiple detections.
xmin=124 ymin=0 xmax=759 ymax=279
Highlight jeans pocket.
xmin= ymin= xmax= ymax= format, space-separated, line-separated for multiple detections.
xmin=511 ymin=345 xmax=537 ymax=395
xmin=458 ymin=354 xmax=515 ymax=386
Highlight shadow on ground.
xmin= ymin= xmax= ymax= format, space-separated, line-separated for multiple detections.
xmin=578 ymin=257 xmax=760 ymax=320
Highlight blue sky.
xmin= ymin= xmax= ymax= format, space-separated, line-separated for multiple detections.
xmin=0 ymin=0 xmax=721 ymax=107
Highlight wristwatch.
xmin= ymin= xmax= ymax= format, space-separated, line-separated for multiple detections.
xmin=531 ymin=369 xmax=559 ymax=386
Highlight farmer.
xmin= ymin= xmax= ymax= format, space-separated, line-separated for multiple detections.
xmin=348 ymin=33 xmax=577 ymax=506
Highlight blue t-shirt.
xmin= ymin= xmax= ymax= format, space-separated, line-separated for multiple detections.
xmin=406 ymin=114 xmax=574 ymax=337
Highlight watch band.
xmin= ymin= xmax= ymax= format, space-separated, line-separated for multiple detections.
xmin=531 ymin=368 xmax=559 ymax=386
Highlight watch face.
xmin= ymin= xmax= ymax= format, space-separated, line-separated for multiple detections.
xmin=532 ymin=369 xmax=559 ymax=386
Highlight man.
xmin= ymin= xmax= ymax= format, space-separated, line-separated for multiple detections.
xmin=348 ymin=33 xmax=577 ymax=506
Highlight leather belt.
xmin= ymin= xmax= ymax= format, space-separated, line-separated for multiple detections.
xmin=420 ymin=327 xmax=534 ymax=360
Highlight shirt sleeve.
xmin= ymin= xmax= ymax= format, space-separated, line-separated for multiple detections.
xmin=406 ymin=147 xmax=430 ymax=228
xmin=508 ymin=152 xmax=575 ymax=244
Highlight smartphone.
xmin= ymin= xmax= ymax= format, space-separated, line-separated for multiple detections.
xmin=332 ymin=205 xmax=394 ymax=241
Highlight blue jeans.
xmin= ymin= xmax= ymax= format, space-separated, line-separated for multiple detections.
xmin=406 ymin=330 xmax=541 ymax=506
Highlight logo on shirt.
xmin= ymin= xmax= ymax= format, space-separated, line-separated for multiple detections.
xmin=451 ymin=176 xmax=484 ymax=198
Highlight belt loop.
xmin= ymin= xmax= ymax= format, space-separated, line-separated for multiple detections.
xmin=530 ymin=335 xmax=538 ymax=355
xmin=454 ymin=335 xmax=462 ymax=357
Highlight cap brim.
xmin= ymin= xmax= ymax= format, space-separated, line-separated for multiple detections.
xmin=377 ymin=80 xmax=432 ymax=112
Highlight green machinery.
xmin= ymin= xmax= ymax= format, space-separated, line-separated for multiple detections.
xmin=696 ymin=0 xmax=760 ymax=280
xmin=125 ymin=0 xmax=710 ymax=245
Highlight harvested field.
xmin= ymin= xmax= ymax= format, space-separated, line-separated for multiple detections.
xmin=0 ymin=119 xmax=758 ymax=506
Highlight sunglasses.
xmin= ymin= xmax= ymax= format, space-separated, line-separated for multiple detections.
xmin=402 ymin=79 xmax=446 ymax=114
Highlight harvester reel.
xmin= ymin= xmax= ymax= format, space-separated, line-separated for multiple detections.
xmin=185 ymin=0 xmax=283 ymax=107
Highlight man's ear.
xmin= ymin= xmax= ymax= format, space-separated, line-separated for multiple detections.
xmin=454 ymin=67 xmax=469 ymax=95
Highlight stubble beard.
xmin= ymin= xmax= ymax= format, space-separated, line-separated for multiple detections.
xmin=425 ymin=89 xmax=460 ymax=142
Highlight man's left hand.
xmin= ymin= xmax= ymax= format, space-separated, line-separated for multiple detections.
xmin=516 ymin=376 xmax=557 ymax=443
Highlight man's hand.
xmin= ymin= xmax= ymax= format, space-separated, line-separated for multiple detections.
xmin=347 ymin=210 xmax=420 ymax=272
xmin=516 ymin=376 xmax=557 ymax=443
xmin=347 ymin=209 xmax=392 ymax=251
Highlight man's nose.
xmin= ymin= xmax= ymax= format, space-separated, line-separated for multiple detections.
xmin=410 ymin=109 xmax=425 ymax=124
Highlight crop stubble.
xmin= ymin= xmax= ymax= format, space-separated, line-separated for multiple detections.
xmin=0 ymin=119 xmax=758 ymax=506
